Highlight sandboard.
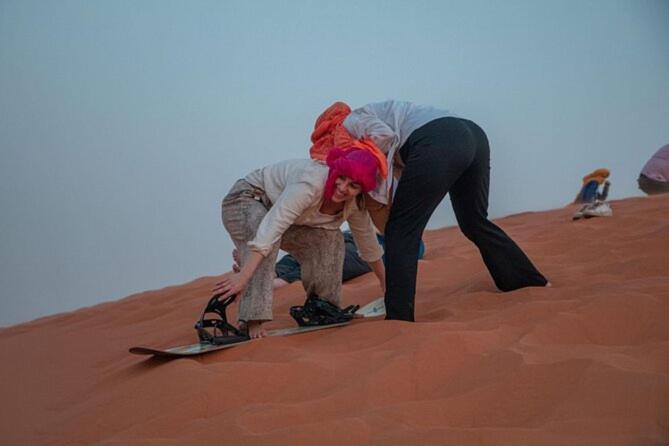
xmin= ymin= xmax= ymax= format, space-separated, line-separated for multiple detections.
xmin=129 ymin=297 xmax=385 ymax=358
xmin=355 ymin=296 xmax=385 ymax=318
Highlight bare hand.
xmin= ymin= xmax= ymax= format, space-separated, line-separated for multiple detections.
xmin=212 ymin=271 xmax=249 ymax=299
xmin=368 ymin=258 xmax=386 ymax=294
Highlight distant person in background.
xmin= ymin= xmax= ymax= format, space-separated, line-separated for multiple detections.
xmin=638 ymin=144 xmax=669 ymax=195
xmin=272 ymin=231 xmax=426 ymax=289
xmin=573 ymin=168 xmax=610 ymax=204
xmin=572 ymin=168 xmax=613 ymax=220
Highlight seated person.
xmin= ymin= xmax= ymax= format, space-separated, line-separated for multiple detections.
xmin=638 ymin=144 xmax=669 ymax=195
xmin=574 ymin=168 xmax=610 ymax=204
xmin=573 ymin=168 xmax=613 ymax=220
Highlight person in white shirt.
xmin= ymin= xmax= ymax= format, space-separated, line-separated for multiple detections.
xmin=339 ymin=100 xmax=549 ymax=321
xmin=213 ymin=149 xmax=385 ymax=338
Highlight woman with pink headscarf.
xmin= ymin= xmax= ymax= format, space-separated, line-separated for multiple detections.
xmin=213 ymin=149 xmax=385 ymax=338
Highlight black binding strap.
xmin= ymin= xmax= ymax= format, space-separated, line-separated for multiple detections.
xmin=194 ymin=293 xmax=250 ymax=345
xmin=290 ymin=295 xmax=359 ymax=327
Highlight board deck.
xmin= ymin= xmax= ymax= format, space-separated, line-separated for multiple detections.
xmin=129 ymin=297 xmax=385 ymax=358
xmin=130 ymin=322 xmax=350 ymax=357
xmin=355 ymin=297 xmax=385 ymax=318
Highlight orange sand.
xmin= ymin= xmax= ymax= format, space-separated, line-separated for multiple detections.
xmin=1 ymin=195 xmax=668 ymax=445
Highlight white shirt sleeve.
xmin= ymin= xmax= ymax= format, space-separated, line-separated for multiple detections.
xmin=247 ymin=181 xmax=320 ymax=257
xmin=346 ymin=208 xmax=384 ymax=262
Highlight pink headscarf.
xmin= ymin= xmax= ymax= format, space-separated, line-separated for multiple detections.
xmin=324 ymin=148 xmax=379 ymax=201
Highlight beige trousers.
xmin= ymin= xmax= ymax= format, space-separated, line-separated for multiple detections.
xmin=222 ymin=180 xmax=344 ymax=322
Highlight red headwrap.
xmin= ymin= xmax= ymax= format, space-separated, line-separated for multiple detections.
xmin=324 ymin=148 xmax=379 ymax=201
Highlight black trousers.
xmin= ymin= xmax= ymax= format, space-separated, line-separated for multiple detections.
xmin=384 ymin=117 xmax=548 ymax=321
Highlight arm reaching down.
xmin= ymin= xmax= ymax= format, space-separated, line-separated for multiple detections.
xmin=213 ymin=251 xmax=264 ymax=299
xmin=368 ymin=258 xmax=386 ymax=293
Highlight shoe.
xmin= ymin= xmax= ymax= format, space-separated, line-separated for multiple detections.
xmin=583 ymin=201 xmax=612 ymax=218
xmin=572 ymin=203 xmax=590 ymax=220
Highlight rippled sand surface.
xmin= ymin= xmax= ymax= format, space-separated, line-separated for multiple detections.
xmin=2 ymin=195 xmax=668 ymax=445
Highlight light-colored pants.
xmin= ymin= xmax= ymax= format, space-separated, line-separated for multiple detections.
xmin=222 ymin=179 xmax=344 ymax=322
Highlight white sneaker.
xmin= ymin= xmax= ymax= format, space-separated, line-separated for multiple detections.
xmin=583 ymin=201 xmax=613 ymax=218
xmin=572 ymin=204 xmax=590 ymax=220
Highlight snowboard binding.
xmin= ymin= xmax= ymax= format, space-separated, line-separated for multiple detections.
xmin=289 ymin=295 xmax=360 ymax=327
xmin=194 ymin=293 xmax=250 ymax=345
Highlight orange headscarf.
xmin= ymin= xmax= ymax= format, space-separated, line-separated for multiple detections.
xmin=310 ymin=102 xmax=388 ymax=179
xmin=582 ymin=168 xmax=610 ymax=185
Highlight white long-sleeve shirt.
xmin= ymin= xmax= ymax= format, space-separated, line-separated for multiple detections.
xmin=244 ymin=159 xmax=383 ymax=261
xmin=343 ymin=100 xmax=452 ymax=204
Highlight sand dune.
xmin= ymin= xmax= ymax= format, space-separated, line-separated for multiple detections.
xmin=1 ymin=195 xmax=668 ymax=445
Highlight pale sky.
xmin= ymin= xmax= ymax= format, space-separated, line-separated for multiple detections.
xmin=1 ymin=0 xmax=668 ymax=326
